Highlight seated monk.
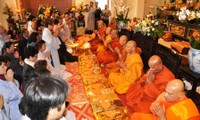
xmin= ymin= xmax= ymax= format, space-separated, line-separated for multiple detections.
xmin=91 ymin=20 xmax=107 ymax=52
xmin=130 ymin=79 xmax=200 ymax=120
xmin=97 ymin=29 xmax=121 ymax=65
xmin=96 ymin=27 xmax=112 ymax=53
xmin=108 ymin=41 xmax=143 ymax=94
xmin=105 ymin=35 xmax=128 ymax=74
xmin=126 ymin=55 xmax=175 ymax=114
xmin=108 ymin=17 xmax=117 ymax=30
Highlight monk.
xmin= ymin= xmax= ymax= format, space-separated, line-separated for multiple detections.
xmin=97 ymin=29 xmax=121 ymax=65
xmin=108 ymin=17 xmax=117 ymax=29
xmin=94 ymin=20 xmax=107 ymax=40
xmin=96 ymin=27 xmax=112 ymax=53
xmin=130 ymin=79 xmax=200 ymax=120
xmin=105 ymin=35 xmax=128 ymax=74
xmin=91 ymin=20 xmax=107 ymax=52
xmin=126 ymin=55 xmax=175 ymax=114
xmin=108 ymin=41 xmax=143 ymax=94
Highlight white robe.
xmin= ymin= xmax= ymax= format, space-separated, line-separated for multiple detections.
xmin=42 ymin=28 xmax=61 ymax=69
xmin=37 ymin=51 xmax=72 ymax=79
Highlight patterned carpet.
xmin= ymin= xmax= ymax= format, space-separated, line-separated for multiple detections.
xmin=66 ymin=63 xmax=95 ymax=120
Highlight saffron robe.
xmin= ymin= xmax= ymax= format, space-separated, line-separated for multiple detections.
xmin=90 ymin=26 xmax=107 ymax=52
xmin=108 ymin=53 xmax=143 ymax=94
xmin=105 ymin=46 xmax=127 ymax=73
xmin=97 ymin=38 xmax=121 ymax=65
xmin=130 ymin=96 xmax=199 ymax=120
xmin=126 ymin=66 xmax=175 ymax=113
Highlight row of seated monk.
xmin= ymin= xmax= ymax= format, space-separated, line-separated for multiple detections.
xmin=88 ymin=20 xmax=200 ymax=119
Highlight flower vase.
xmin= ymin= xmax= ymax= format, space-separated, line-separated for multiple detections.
xmin=188 ymin=47 xmax=200 ymax=74
xmin=117 ymin=21 xmax=127 ymax=31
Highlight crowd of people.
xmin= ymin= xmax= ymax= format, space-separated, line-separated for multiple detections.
xmin=0 ymin=1 xmax=199 ymax=119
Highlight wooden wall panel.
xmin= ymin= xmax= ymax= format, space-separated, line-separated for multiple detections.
xmin=21 ymin=0 xmax=72 ymax=16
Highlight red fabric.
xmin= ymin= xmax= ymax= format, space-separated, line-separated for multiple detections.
xmin=126 ymin=66 xmax=175 ymax=114
xmin=98 ymin=26 xmax=107 ymax=39
xmin=116 ymin=93 xmax=128 ymax=107
xmin=68 ymin=103 xmax=95 ymax=120
xmin=0 ymin=75 xmax=6 ymax=80
xmin=97 ymin=38 xmax=121 ymax=65
xmin=90 ymin=38 xmax=102 ymax=53
xmin=110 ymin=38 xmax=122 ymax=50
xmin=97 ymin=49 xmax=116 ymax=64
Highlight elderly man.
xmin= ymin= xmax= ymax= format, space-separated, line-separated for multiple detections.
xmin=28 ymin=21 xmax=37 ymax=35
xmin=91 ymin=20 xmax=107 ymax=52
xmin=130 ymin=79 xmax=200 ymax=120
xmin=94 ymin=20 xmax=107 ymax=40
xmin=126 ymin=55 xmax=175 ymax=113
xmin=108 ymin=41 xmax=143 ymax=94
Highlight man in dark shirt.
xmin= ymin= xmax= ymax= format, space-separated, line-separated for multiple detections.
xmin=95 ymin=2 xmax=102 ymax=29
xmin=18 ymin=28 xmax=29 ymax=61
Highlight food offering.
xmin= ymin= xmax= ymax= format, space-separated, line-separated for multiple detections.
xmin=90 ymin=94 xmax=123 ymax=113
xmin=85 ymin=82 xmax=112 ymax=97
xmin=95 ymin=108 xmax=129 ymax=120
xmin=78 ymin=54 xmax=129 ymax=120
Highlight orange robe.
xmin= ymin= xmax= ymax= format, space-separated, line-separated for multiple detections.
xmin=126 ymin=66 xmax=175 ymax=113
xmin=108 ymin=53 xmax=143 ymax=94
xmin=98 ymin=26 xmax=107 ymax=39
xmin=97 ymin=38 xmax=121 ymax=65
xmin=90 ymin=26 xmax=107 ymax=52
xmin=105 ymin=46 xmax=127 ymax=73
xmin=130 ymin=97 xmax=199 ymax=120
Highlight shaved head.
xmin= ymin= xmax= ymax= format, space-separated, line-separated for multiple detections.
xmin=119 ymin=35 xmax=128 ymax=46
xmin=106 ymin=27 xmax=112 ymax=35
xmin=125 ymin=41 xmax=137 ymax=54
xmin=148 ymin=55 xmax=162 ymax=66
xmin=165 ymin=79 xmax=185 ymax=101
xmin=148 ymin=55 xmax=163 ymax=74
xmin=127 ymin=41 xmax=136 ymax=47
xmin=166 ymin=79 xmax=184 ymax=93
xmin=111 ymin=29 xmax=119 ymax=39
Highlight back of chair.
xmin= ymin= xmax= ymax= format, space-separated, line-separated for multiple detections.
xmin=131 ymin=32 xmax=156 ymax=71
xmin=152 ymin=43 xmax=182 ymax=77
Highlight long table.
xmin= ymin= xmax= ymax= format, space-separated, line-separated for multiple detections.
xmin=67 ymin=54 xmax=129 ymax=120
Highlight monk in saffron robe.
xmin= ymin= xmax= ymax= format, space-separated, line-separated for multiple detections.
xmin=130 ymin=79 xmax=200 ymax=120
xmin=126 ymin=55 xmax=175 ymax=114
xmin=97 ymin=29 xmax=121 ymax=65
xmin=108 ymin=41 xmax=143 ymax=94
xmin=105 ymin=35 xmax=128 ymax=74
xmin=91 ymin=20 xmax=107 ymax=52
xmin=96 ymin=27 xmax=112 ymax=53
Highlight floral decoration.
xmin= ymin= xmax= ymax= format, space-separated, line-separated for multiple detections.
xmin=66 ymin=3 xmax=87 ymax=14
xmin=114 ymin=0 xmax=130 ymax=23
xmin=133 ymin=14 xmax=164 ymax=39
xmin=176 ymin=6 xmax=200 ymax=21
xmin=37 ymin=5 xmax=59 ymax=20
xmin=189 ymin=31 xmax=200 ymax=50
xmin=3 ymin=3 xmax=14 ymax=18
